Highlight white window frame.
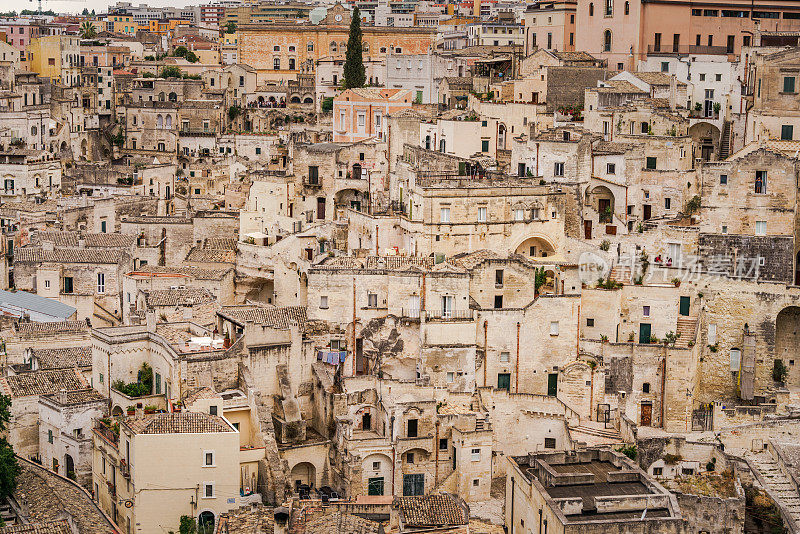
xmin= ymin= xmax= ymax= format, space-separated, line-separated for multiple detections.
xmin=320 ymin=296 xmax=329 ymax=309
xmin=471 ymin=448 xmax=481 ymax=461
xmin=203 ymin=450 xmax=215 ymax=467
xmin=550 ymin=321 xmax=559 ymax=335
xmin=440 ymin=207 xmax=450 ymax=223
xmin=203 ymin=482 xmax=215 ymax=498
xmin=514 ymin=209 xmax=524 ymax=221
xmin=755 ymin=220 xmax=767 ymax=236
xmin=477 ymin=206 xmax=487 ymax=222
xmin=97 ymin=272 xmax=105 ymax=294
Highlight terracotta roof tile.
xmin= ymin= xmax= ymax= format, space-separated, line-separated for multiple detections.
xmin=14 ymin=248 xmax=125 ymax=264
xmin=143 ymin=288 xmax=216 ymax=307
xmin=219 ymin=305 xmax=307 ymax=329
xmin=133 ymin=264 xmax=232 ymax=280
xmin=124 ymin=412 xmax=234 ymax=435
xmin=306 ymin=512 xmax=382 ymax=534
xmin=31 ymin=347 xmax=92 ymax=369
xmin=395 ymin=494 xmax=469 ymax=527
xmin=14 ymin=320 xmax=88 ymax=336
xmin=39 ymin=388 xmax=106 ymax=406
xmin=2 ymin=520 xmax=73 ymax=534
xmin=186 ymin=247 xmax=236 ymax=264
xmin=0 ymin=368 xmax=87 ymax=398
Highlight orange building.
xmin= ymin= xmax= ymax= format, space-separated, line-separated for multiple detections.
xmin=333 ymin=88 xmax=412 ymax=142
xmin=238 ymin=4 xmax=436 ymax=83
xmin=138 ymin=19 xmax=191 ymax=34
xmin=576 ymin=0 xmax=800 ymax=70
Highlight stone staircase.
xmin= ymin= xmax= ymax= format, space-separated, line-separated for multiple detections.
xmin=720 ymin=120 xmax=732 ymax=160
xmin=675 ymin=316 xmax=698 ymax=347
xmin=750 ymin=451 xmax=800 ymax=528
xmin=569 ymin=422 xmax=622 ymax=445
xmin=608 ymin=265 xmax=632 ymax=284
xmin=0 ymin=502 xmax=16 ymax=525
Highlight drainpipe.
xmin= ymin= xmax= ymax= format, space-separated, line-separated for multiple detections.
xmin=660 ymin=351 xmax=667 ymax=428
xmin=352 ymin=277 xmax=356 ymax=377
xmin=576 ymin=304 xmax=581 ymax=358
xmin=434 ymin=419 xmax=440 ymax=487
xmin=375 ymin=225 xmax=379 ymax=256
xmin=509 ymin=476 xmax=515 ymax=534
xmin=515 ymin=322 xmax=520 ymax=392
xmin=421 ymin=273 xmax=426 ymax=313
xmin=483 ymin=320 xmax=488 ymax=387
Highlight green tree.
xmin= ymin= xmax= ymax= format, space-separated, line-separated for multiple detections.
xmin=228 ymin=105 xmax=241 ymax=121
xmin=173 ymin=46 xmax=189 ymax=58
xmin=185 ymin=51 xmax=199 ymax=63
xmin=161 ymin=66 xmax=183 ymax=79
xmin=342 ymin=7 xmax=365 ymax=89
xmin=81 ymin=7 xmax=89 ymax=15
xmin=80 ymin=21 xmax=97 ymax=39
xmin=224 ymin=21 xmax=236 ymax=34
xmin=179 ymin=516 xmax=197 ymax=534
xmin=0 ymin=395 xmax=20 ymax=500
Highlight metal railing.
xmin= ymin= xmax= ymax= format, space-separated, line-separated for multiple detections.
xmin=647 ymin=44 xmax=730 ymax=55
xmin=426 ymin=309 xmax=473 ymax=320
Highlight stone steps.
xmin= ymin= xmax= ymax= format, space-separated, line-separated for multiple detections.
xmin=569 ymin=424 xmax=622 ymax=441
xmin=608 ymin=265 xmax=632 ymax=284
xmin=674 ymin=316 xmax=697 ymax=347
xmin=751 ymin=452 xmax=800 ymax=528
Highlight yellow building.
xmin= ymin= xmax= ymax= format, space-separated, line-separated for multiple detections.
xmin=104 ymin=14 xmax=137 ymax=35
xmin=92 ymin=411 xmax=240 ymax=533
xmin=138 ymin=19 xmax=191 ymax=34
xmin=238 ymin=4 xmax=436 ymax=83
xmin=26 ymin=35 xmax=81 ymax=86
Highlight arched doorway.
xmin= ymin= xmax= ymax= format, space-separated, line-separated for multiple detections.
xmin=198 ymin=511 xmax=215 ymax=534
xmin=796 ymin=251 xmax=800 ymax=285
xmin=498 ymin=123 xmax=507 ymax=150
xmin=112 ymin=405 xmax=123 ymax=416
xmin=64 ymin=454 xmax=75 ymax=480
xmin=352 ymin=163 xmax=362 ymax=180
xmin=290 ymin=462 xmax=316 ymax=491
xmin=776 ymin=307 xmax=800 ymax=385
xmin=587 ymin=185 xmax=615 ymax=223
xmin=515 ymin=236 xmax=556 ymax=258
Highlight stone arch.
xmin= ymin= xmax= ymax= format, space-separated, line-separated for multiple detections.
xmin=290 ymin=96 xmax=301 ymax=104
xmin=513 ymin=234 xmax=557 ymax=258
xmin=776 ymin=306 xmax=800 ymax=386
xmin=168 ymin=92 xmax=177 ymax=102
xmin=587 ymin=185 xmax=615 ymax=222
xmin=198 ymin=510 xmax=215 ymax=534
xmin=689 ymin=122 xmax=721 ymax=161
xmin=290 ymin=461 xmax=316 ymax=491
xmin=402 ymin=447 xmax=429 ymax=464
xmin=355 ymin=405 xmax=376 ymax=430
xmin=156 ymin=114 xmax=163 ymax=129
xmin=603 ymin=29 xmax=612 ymax=52
xmin=112 ymin=405 xmax=123 ymax=416
xmin=158 ymin=91 xmax=165 ymax=102
xmin=303 ymin=95 xmax=314 ymax=104
xmin=498 ymin=123 xmax=507 ymax=149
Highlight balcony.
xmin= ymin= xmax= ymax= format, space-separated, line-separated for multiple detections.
xmin=302 ymin=177 xmax=322 ymax=188
xmin=426 ymin=309 xmax=473 ymax=321
xmin=179 ymin=127 xmax=216 ymax=137
xmin=120 ymin=459 xmax=130 ymax=478
xmin=647 ymin=44 xmax=731 ymax=56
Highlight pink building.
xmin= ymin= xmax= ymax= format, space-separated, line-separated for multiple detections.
xmin=333 ymin=88 xmax=413 ymax=142
xmin=0 ymin=21 xmax=40 ymax=62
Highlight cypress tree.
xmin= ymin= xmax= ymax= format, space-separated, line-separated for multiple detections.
xmin=343 ymin=7 xmax=366 ymax=89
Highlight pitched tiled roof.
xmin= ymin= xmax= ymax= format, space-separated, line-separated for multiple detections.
xmin=14 ymin=320 xmax=88 ymax=336
xmin=143 ymin=288 xmax=215 ymax=307
xmin=0 ymin=368 xmax=87 ymax=398
xmin=122 ymin=216 xmax=192 ymax=224
xmin=40 ymin=388 xmax=106 ymax=406
xmin=31 ymin=347 xmax=92 ymax=369
xmin=183 ymin=386 xmax=220 ymax=407
xmin=33 ymin=231 xmax=136 ymax=249
xmin=2 ymin=520 xmax=73 ymax=534
xmin=305 ymin=512 xmax=382 ymax=534
xmin=204 ymin=237 xmax=238 ymax=250
xmin=12 ymin=458 xmax=116 ymax=533
xmin=186 ymin=247 xmax=236 ymax=264
xmin=316 ymin=255 xmax=436 ymax=271
xmin=633 ymin=72 xmax=687 ymax=87
xmin=552 ymin=50 xmax=598 ymax=62
xmin=124 ymin=412 xmax=234 ymax=434
xmin=593 ymin=80 xmax=647 ymax=94
xmin=395 ymin=494 xmax=469 ymax=527
xmin=219 ymin=305 xmax=307 ymax=329
xmin=14 ymin=248 xmax=125 ymax=264
xmin=133 ymin=264 xmax=232 ymax=280
xmin=450 ymin=249 xmax=504 ymax=270
xmin=215 ymin=505 xmax=274 ymax=534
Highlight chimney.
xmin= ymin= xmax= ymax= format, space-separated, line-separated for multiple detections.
xmin=58 ymin=388 xmax=68 ymax=405
xmin=78 ymin=238 xmax=86 ymax=248
xmin=146 ymin=310 xmax=156 ymax=333
xmin=41 ymin=240 xmax=54 ymax=251
xmin=669 ymin=75 xmax=677 ymax=111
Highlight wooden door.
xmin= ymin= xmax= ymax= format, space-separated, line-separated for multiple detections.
xmin=584 ymin=220 xmax=592 ymax=239
xmin=679 ymin=296 xmax=691 ymax=316
xmin=643 ymin=205 xmax=652 ymax=220
xmin=641 ymin=403 xmax=652 ymax=426
xmin=639 ymin=323 xmax=651 ymax=343
xmin=497 ymin=373 xmax=510 ymax=391
xmin=547 ymin=373 xmax=558 ymax=396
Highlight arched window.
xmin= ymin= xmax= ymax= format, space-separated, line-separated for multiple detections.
xmin=439 ymin=138 xmax=446 ymax=153
xmin=307 ymin=41 xmax=314 ymax=52
xmin=605 ymin=0 xmax=613 ymax=16
xmin=603 ymin=30 xmax=612 ymax=52
xmin=589 ymin=2 xmax=594 ymax=16
xmin=158 ymin=92 xmax=165 ymax=101
xmin=363 ymin=42 xmax=369 ymax=53
xmin=156 ymin=114 xmax=163 ymax=128
xmin=425 ymin=135 xmax=431 ymax=150
xmin=330 ymin=41 xmax=337 ymax=53
xmin=168 ymin=92 xmax=177 ymax=102
xmin=624 ymin=1 xmax=630 ymax=14
xmin=31 ymin=126 xmax=37 ymax=136
xmin=165 ymin=115 xmax=172 ymax=129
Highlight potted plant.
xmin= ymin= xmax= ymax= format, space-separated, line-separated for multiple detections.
xmin=144 ymin=405 xmax=157 ymax=414
xmin=600 ymin=334 xmax=609 ymax=343
xmin=713 ymin=102 xmax=722 ymax=117
xmin=672 ymin=277 xmax=681 ymax=287
xmin=126 ymin=406 xmax=135 ymax=416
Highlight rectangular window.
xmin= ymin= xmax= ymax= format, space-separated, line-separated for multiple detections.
xmin=481 ymin=139 xmax=489 ymax=152
xmin=368 ymin=293 xmax=378 ymax=307
xmin=255 ymin=147 xmax=261 ymax=155
xmin=204 ymin=483 xmax=214 ymax=498
xmin=471 ymin=448 xmax=481 ymax=461
xmin=607 ymin=163 xmax=616 ymax=174
xmin=646 ymin=157 xmax=657 ymax=170
xmin=495 ymin=269 xmax=504 ymax=286
xmin=653 ymin=467 xmax=663 ymax=476
xmin=478 ymin=207 xmax=487 ymax=222
xmin=665 ymin=197 xmax=671 ymax=210
xmin=97 ymin=272 xmax=105 ymax=293
xmin=439 ymin=438 xmax=448 ymax=450
xmin=587 ymin=318 xmax=595 ymax=327
xmin=720 ymin=174 xmax=728 ymax=185
xmin=755 ymin=221 xmax=767 ymax=235
xmin=446 ymin=372 xmax=454 ymax=383
xmin=204 ymin=451 xmax=214 ymax=466
xmin=500 ymin=351 xmax=510 ymax=362
xmin=544 ymin=437 xmax=556 ymax=449
xmin=782 ymin=125 xmax=794 ymax=140
xmin=554 ymin=162 xmax=564 ymax=176
xmin=320 ymin=296 xmax=328 ymax=309
xmin=494 ymin=295 xmax=503 ymax=309
xmin=755 ymin=170 xmax=767 ymax=194
xmin=643 ymin=305 xmax=651 ymax=317
xmin=210 ymin=405 xmax=218 ymax=416
xmin=48 ymin=429 xmax=53 ymax=443
xmin=784 ymin=77 xmax=796 ymax=93
xmin=708 ymin=324 xmax=717 ymax=345
xmin=440 ymin=207 xmax=450 ymax=223
xmin=407 ymin=419 xmax=418 ymax=437
xmin=514 ymin=209 xmax=524 ymax=221
xmin=550 ymin=321 xmax=559 ymax=335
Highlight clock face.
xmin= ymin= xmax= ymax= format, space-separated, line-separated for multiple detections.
xmin=335 ymin=14 xmax=343 ymax=21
